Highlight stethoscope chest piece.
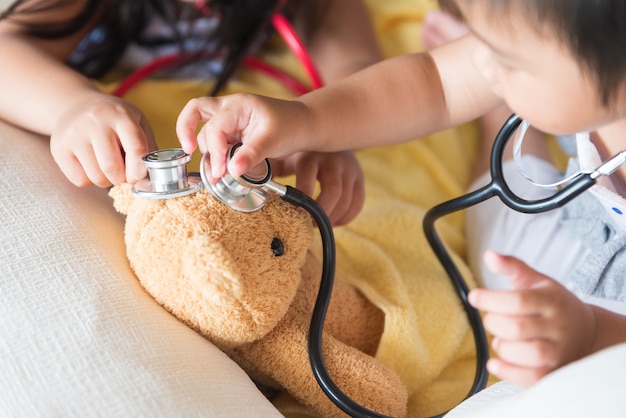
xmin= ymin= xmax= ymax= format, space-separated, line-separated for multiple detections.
xmin=132 ymin=148 xmax=203 ymax=199
xmin=200 ymin=144 xmax=272 ymax=212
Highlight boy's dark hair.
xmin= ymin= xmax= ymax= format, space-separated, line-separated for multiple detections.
xmin=458 ymin=0 xmax=626 ymax=106
xmin=0 ymin=0 xmax=325 ymax=95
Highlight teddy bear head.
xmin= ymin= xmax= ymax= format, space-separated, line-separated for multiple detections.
xmin=110 ymin=183 xmax=313 ymax=348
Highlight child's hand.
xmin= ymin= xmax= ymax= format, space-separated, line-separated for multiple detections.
xmin=272 ymin=151 xmax=365 ymax=226
xmin=176 ymin=94 xmax=310 ymax=182
xmin=468 ymin=251 xmax=596 ymax=386
xmin=176 ymin=95 xmax=364 ymax=225
xmin=50 ymin=92 xmax=157 ymax=187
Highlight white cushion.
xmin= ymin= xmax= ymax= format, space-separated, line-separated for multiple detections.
xmin=445 ymin=343 xmax=626 ymax=417
xmin=0 ymin=121 xmax=282 ymax=417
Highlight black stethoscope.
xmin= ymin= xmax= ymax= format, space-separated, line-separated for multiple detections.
xmin=131 ymin=114 xmax=626 ymax=417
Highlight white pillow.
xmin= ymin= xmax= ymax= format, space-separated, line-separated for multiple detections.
xmin=445 ymin=343 xmax=626 ymax=418
xmin=0 ymin=121 xmax=282 ymax=417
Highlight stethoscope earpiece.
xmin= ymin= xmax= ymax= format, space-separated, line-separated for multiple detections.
xmin=132 ymin=148 xmax=203 ymax=199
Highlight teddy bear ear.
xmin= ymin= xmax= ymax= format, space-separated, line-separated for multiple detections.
xmin=108 ymin=183 xmax=135 ymax=215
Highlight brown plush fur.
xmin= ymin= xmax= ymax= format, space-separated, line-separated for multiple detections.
xmin=110 ymin=184 xmax=407 ymax=417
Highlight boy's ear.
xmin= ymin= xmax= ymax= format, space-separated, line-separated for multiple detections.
xmin=109 ymin=183 xmax=135 ymax=215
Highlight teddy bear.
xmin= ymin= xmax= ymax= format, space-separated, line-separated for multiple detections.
xmin=109 ymin=182 xmax=408 ymax=418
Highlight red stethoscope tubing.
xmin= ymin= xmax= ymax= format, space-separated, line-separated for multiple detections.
xmin=112 ymin=53 xmax=182 ymax=98
xmin=242 ymin=57 xmax=313 ymax=95
xmin=112 ymin=12 xmax=323 ymax=97
xmin=270 ymin=12 xmax=323 ymax=90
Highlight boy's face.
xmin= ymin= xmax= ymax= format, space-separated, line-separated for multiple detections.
xmin=457 ymin=1 xmax=625 ymax=135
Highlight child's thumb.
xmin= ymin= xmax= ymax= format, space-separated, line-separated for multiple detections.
xmin=483 ymin=250 xmax=545 ymax=290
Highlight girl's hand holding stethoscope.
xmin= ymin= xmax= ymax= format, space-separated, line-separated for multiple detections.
xmin=52 ymin=91 xmax=158 ymax=188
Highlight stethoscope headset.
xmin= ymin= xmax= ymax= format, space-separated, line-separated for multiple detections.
xmin=116 ymin=3 xmax=626 ymax=415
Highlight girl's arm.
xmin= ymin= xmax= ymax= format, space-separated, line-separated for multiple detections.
xmin=271 ymin=0 xmax=380 ymax=225
xmin=0 ymin=0 xmax=100 ymax=134
xmin=301 ymin=0 xmax=382 ymax=83
xmin=0 ymin=1 xmax=154 ymax=187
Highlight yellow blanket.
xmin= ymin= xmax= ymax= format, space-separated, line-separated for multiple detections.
xmin=103 ymin=0 xmax=495 ymax=416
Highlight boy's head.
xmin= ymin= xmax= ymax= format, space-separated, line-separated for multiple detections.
xmin=453 ymin=0 xmax=626 ymax=134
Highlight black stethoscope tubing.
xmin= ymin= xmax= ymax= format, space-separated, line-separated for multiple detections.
xmin=279 ymin=185 xmax=388 ymax=417
xmin=422 ymin=113 xmax=596 ymax=412
xmin=296 ymin=113 xmax=599 ymax=418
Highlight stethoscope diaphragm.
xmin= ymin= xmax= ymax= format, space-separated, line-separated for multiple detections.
xmin=132 ymin=148 xmax=203 ymax=199
xmin=200 ymin=143 xmax=273 ymax=212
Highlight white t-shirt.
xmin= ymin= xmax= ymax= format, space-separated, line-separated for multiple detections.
xmin=576 ymin=132 xmax=626 ymax=230
xmin=466 ymin=132 xmax=626 ymax=313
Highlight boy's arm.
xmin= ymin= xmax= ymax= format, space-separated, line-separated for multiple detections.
xmin=296 ymin=34 xmax=502 ymax=152
xmin=589 ymin=306 xmax=626 ymax=354
xmin=177 ymin=35 xmax=502 ymax=182
xmin=429 ymin=33 xmax=503 ymax=126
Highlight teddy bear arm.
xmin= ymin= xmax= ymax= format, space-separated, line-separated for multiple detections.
xmin=108 ymin=183 xmax=134 ymax=214
xmin=324 ymin=280 xmax=385 ymax=356
xmin=300 ymin=254 xmax=385 ymax=357
xmin=235 ymin=321 xmax=408 ymax=418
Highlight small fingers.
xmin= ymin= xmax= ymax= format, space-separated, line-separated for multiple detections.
xmin=51 ymin=131 xmax=112 ymax=187
xmin=176 ymin=96 xmax=219 ymax=154
xmin=178 ymin=96 xmax=249 ymax=180
xmin=315 ymin=165 xmax=364 ymax=226
xmin=53 ymin=151 xmax=92 ymax=187
xmin=293 ymin=151 xmax=365 ymax=226
xmin=336 ymin=152 xmax=365 ymax=225
xmin=72 ymin=143 xmax=112 ymax=187
xmin=492 ymin=337 xmax=560 ymax=370
xmin=486 ymin=357 xmax=552 ymax=387
xmin=92 ymin=131 xmax=126 ymax=186
xmin=469 ymin=287 xmax=547 ymax=316
xmin=50 ymin=94 xmax=154 ymax=187
xmin=483 ymin=251 xmax=539 ymax=289
xmin=482 ymin=312 xmax=546 ymax=341
xmin=333 ymin=165 xmax=364 ymax=226
xmin=54 ymin=126 xmax=147 ymax=188
xmin=178 ymin=94 xmax=309 ymax=185
xmin=293 ymin=155 xmax=319 ymax=199
xmin=117 ymin=115 xmax=154 ymax=184
xmin=178 ymin=97 xmax=229 ymax=182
